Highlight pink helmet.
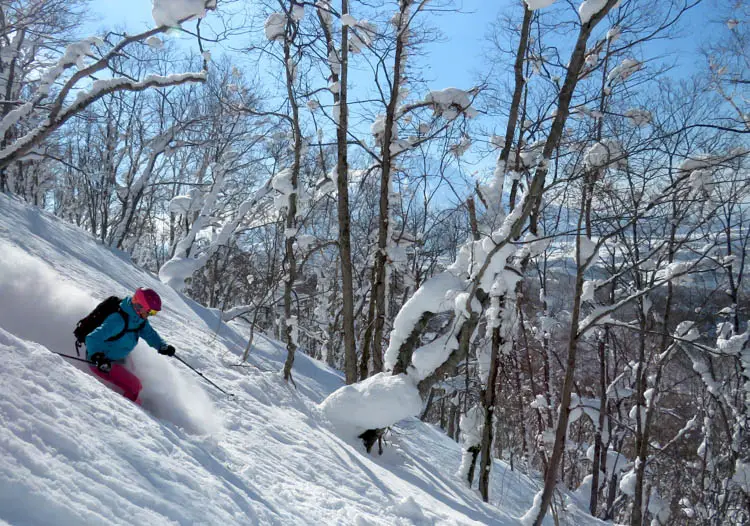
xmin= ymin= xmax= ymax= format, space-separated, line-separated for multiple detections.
xmin=133 ymin=288 xmax=162 ymax=314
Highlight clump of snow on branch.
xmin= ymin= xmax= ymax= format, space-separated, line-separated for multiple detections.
xmin=519 ymin=140 xmax=545 ymax=168
xmin=271 ymin=168 xmax=295 ymax=213
xmin=674 ymin=321 xmax=700 ymax=342
xmin=332 ymin=102 xmax=341 ymax=124
xmin=607 ymin=26 xmax=621 ymax=42
xmin=411 ymin=334 xmax=461 ymax=382
xmin=390 ymin=138 xmax=413 ymax=155
xmin=320 ymin=373 xmax=423 ymax=436
xmin=292 ymin=3 xmax=305 ymax=21
xmin=619 ymin=468 xmax=637 ymax=496
xmin=152 ymin=0 xmax=215 ymax=27
xmin=371 ymin=114 xmax=396 ymax=139
xmin=7 ymin=35 xmax=98 ymax=112
xmin=448 ymin=136 xmax=472 ymax=158
xmin=160 ymin=174 xmax=273 ymax=291
xmin=579 ymin=0 xmax=616 ymax=24
xmin=286 ymin=58 xmax=297 ymax=82
xmin=456 ymin=405 xmax=483 ymax=482
xmin=328 ymin=49 xmax=341 ymax=75
xmin=717 ymin=331 xmax=749 ymax=355
xmin=287 ymin=316 xmax=299 ymax=347
xmin=608 ymin=58 xmax=642 ymax=85
xmin=265 ymin=13 xmax=286 ymax=41
xmin=625 ymin=108 xmax=652 ymax=127
xmin=628 ymin=404 xmax=647 ymax=424
xmin=571 ymin=105 xmax=602 ymax=121
xmin=384 ymin=200 xmax=526 ymax=387
xmin=568 ymin=393 xmax=602 ymax=433
xmin=584 ymin=139 xmax=625 ymax=169
xmin=160 ymin=165 xmax=226 ymax=290
xmin=383 ymin=273 xmax=464 ymax=370
xmin=679 ymin=153 xmax=720 ymax=172
xmin=524 ymin=0 xmax=557 ymax=9
xmin=146 ymin=36 xmax=164 ymax=49
xmin=315 ymin=169 xmax=337 ymax=198
xmin=581 ymin=280 xmax=598 ymax=303
xmin=478 ymin=157 xmax=506 ymax=219
xmin=349 ymin=20 xmax=376 ymax=53
xmin=654 ymin=261 xmax=693 ymax=282
xmin=424 ymin=88 xmax=478 ymax=120
xmin=688 ymin=169 xmax=715 ymax=196
xmin=579 ymin=236 xmax=598 ymax=263
xmin=316 ymin=0 xmax=332 ymax=29
xmin=169 ymin=189 xmax=204 ymax=215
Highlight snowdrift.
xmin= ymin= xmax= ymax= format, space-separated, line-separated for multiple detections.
xmin=0 ymin=194 xmax=601 ymax=525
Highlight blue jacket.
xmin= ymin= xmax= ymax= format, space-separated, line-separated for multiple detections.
xmin=85 ymin=297 xmax=166 ymax=361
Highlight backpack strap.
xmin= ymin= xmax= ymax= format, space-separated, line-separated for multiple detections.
xmin=104 ymin=308 xmax=146 ymax=343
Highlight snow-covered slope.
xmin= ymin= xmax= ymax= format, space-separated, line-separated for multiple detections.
xmin=0 ymin=194 xmax=601 ymax=525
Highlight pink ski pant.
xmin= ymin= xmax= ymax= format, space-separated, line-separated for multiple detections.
xmin=89 ymin=364 xmax=142 ymax=404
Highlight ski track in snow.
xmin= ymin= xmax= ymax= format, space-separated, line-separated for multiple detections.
xmin=0 ymin=194 xmax=603 ymax=525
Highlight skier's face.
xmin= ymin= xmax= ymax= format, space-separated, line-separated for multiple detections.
xmin=134 ymin=302 xmax=158 ymax=319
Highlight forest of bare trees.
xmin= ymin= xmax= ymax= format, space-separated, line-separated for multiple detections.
xmin=1 ymin=0 xmax=748 ymax=524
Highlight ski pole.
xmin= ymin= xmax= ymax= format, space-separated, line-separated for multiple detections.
xmin=54 ymin=351 xmax=94 ymax=365
xmin=174 ymin=354 xmax=234 ymax=397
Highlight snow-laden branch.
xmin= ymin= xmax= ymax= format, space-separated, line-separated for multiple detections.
xmin=111 ymin=128 xmax=182 ymax=248
xmin=577 ymin=250 xmax=714 ymax=336
xmin=0 ymin=70 xmax=207 ymax=169
xmin=0 ymin=0 xmax=215 ymax=170
xmin=171 ymin=164 xmax=228 ymax=260
xmin=159 ymin=177 xmax=274 ymax=291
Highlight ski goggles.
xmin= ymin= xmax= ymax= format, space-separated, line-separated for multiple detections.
xmin=135 ymin=304 xmax=159 ymax=317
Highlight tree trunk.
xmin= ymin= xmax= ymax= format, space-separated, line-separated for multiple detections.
xmin=335 ymin=0 xmax=357 ymax=385
xmin=527 ymin=2 xmax=620 ymax=523
xmin=368 ymin=0 xmax=410 ymax=377
xmin=532 ymin=203 xmax=589 ymax=524
xmin=447 ymin=401 xmax=458 ymax=440
xmin=421 ymin=387 xmax=436 ymax=421
xmin=590 ymin=331 xmax=608 ymax=515
xmin=466 ymin=445 xmax=481 ymax=488
xmin=479 ymin=325 xmax=502 ymax=501
xmin=512 ymin=346 xmax=529 ymax=466
xmin=359 ymin=266 xmax=377 ymax=380
xmin=281 ymin=19 xmax=301 ymax=382
xmin=503 ymin=5 xmax=532 ymax=212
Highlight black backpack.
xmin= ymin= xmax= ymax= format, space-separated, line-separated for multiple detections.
xmin=74 ymin=296 xmax=145 ymax=356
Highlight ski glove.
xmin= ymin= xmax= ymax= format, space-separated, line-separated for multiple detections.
xmin=159 ymin=344 xmax=176 ymax=357
xmin=91 ymin=353 xmax=112 ymax=373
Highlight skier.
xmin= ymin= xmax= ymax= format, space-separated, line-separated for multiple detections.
xmin=85 ymin=288 xmax=175 ymax=405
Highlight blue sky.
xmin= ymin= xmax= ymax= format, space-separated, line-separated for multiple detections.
xmin=84 ymin=1 xmax=518 ymax=93
xmin=84 ymin=0 xmax=717 ymax=92
xmin=77 ymin=0 xmax=724 ymax=207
